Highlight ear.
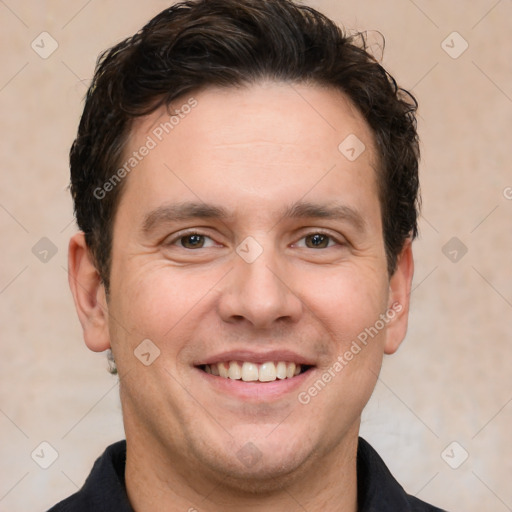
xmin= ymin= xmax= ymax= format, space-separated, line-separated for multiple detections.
xmin=384 ymin=239 xmax=414 ymax=355
xmin=68 ymin=232 xmax=111 ymax=352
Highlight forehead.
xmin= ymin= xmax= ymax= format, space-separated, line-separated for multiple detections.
xmin=129 ymin=81 xmax=376 ymax=159
xmin=118 ymin=82 xmax=380 ymax=220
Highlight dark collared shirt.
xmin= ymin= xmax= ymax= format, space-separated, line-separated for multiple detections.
xmin=48 ymin=438 xmax=447 ymax=511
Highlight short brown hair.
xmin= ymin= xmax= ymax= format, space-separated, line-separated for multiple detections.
xmin=70 ymin=0 xmax=420 ymax=290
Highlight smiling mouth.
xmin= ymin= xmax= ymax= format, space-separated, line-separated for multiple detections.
xmin=198 ymin=361 xmax=313 ymax=383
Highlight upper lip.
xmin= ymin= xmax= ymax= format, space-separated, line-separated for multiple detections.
xmin=194 ymin=349 xmax=315 ymax=366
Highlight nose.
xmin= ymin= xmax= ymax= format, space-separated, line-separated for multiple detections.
xmin=217 ymin=244 xmax=303 ymax=329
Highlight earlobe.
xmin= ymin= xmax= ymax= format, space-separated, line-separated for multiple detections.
xmin=384 ymin=239 xmax=414 ymax=355
xmin=68 ymin=232 xmax=111 ymax=352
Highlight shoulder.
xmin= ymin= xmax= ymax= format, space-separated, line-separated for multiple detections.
xmin=357 ymin=437 xmax=449 ymax=512
xmin=47 ymin=493 xmax=88 ymax=512
xmin=407 ymin=493 xmax=448 ymax=511
xmin=46 ymin=441 xmax=132 ymax=512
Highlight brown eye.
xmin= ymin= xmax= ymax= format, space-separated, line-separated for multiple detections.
xmin=304 ymin=233 xmax=331 ymax=248
xmin=180 ymin=234 xmax=205 ymax=249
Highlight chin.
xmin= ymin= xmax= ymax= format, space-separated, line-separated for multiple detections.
xmin=190 ymin=433 xmax=318 ymax=494
xmin=215 ymin=457 xmax=313 ymax=495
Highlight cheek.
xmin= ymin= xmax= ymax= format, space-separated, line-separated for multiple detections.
xmin=294 ymin=266 xmax=388 ymax=435
xmin=298 ymin=262 xmax=389 ymax=340
xmin=107 ymin=262 xmax=222 ymax=357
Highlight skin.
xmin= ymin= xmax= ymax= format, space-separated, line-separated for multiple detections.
xmin=68 ymin=82 xmax=414 ymax=511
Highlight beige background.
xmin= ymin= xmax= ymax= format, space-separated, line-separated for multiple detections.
xmin=1 ymin=1 xmax=511 ymax=511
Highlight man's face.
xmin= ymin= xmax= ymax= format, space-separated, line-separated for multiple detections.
xmin=101 ymin=82 xmax=410 ymax=486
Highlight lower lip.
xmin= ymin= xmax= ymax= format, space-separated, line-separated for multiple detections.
xmin=195 ymin=367 xmax=315 ymax=401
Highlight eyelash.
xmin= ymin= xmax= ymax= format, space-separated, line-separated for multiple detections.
xmin=294 ymin=231 xmax=340 ymax=249
xmin=170 ymin=231 xmax=219 ymax=249
xmin=166 ymin=229 xmax=344 ymax=249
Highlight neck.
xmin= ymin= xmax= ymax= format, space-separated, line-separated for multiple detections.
xmin=124 ymin=423 xmax=359 ymax=512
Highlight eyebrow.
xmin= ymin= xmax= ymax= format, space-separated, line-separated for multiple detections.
xmin=142 ymin=202 xmax=231 ymax=233
xmin=281 ymin=201 xmax=367 ymax=232
xmin=141 ymin=200 xmax=367 ymax=234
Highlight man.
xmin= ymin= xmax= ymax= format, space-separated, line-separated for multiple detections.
xmin=51 ymin=0 xmax=447 ymax=510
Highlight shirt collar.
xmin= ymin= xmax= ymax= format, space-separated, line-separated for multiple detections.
xmin=76 ymin=438 xmax=443 ymax=511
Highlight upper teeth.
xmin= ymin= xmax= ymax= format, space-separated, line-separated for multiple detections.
xmin=204 ymin=361 xmax=302 ymax=382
